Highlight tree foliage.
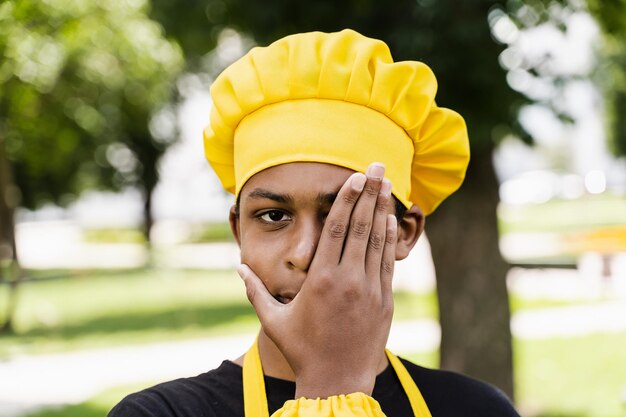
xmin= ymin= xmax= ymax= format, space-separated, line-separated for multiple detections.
xmin=499 ymin=0 xmax=626 ymax=156
xmin=587 ymin=0 xmax=626 ymax=156
xmin=0 ymin=0 xmax=183 ymax=209
xmin=587 ymin=0 xmax=626 ymax=35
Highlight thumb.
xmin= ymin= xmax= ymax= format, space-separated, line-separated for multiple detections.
xmin=236 ymin=264 xmax=281 ymax=326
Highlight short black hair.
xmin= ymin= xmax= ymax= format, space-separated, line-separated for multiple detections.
xmin=393 ymin=197 xmax=407 ymax=222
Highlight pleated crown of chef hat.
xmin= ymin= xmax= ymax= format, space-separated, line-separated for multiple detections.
xmin=203 ymin=29 xmax=470 ymax=215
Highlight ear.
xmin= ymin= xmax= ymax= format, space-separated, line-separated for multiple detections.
xmin=229 ymin=205 xmax=242 ymax=248
xmin=395 ymin=205 xmax=425 ymax=261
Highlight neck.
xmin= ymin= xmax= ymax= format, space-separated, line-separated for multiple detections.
xmin=257 ymin=328 xmax=297 ymax=380
xmin=235 ymin=329 xmax=390 ymax=381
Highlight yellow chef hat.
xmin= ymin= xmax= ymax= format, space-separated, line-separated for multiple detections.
xmin=203 ymin=29 xmax=469 ymax=215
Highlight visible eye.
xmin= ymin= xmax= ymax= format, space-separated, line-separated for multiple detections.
xmin=258 ymin=210 xmax=290 ymax=223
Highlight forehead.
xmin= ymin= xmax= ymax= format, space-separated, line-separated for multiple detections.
xmin=240 ymin=162 xmax=354 ymax=204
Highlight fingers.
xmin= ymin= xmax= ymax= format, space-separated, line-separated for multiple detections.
xmin=236 ymin=264 xmax=281 ymax=327
xmin=314 ymin=172 xmax=367 ymax=265
xmin=364 ymin=178 xmax=392 ymax=276
xmin=380 ymin=214 xmax=398 ymax=309
xmin=341 ymin=163 xmax=385 ymax=265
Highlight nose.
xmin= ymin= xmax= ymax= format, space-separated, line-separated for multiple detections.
xmin=286 ymin=217 xmax=322 ymax=272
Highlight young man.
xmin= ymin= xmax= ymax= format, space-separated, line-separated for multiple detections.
xmin=109 ymin=29 xmax=520 ymax=416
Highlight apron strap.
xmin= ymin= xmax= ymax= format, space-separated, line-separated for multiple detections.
xmin=385 ymin=349 xmax=433 ymax=417
xmin=242 ymin=342 xmax=431 ymax=417
xmin=243 ymin=338 xmax=270 ymax=417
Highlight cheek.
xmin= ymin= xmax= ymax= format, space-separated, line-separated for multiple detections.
xmin=239 ymin=229 xmax=285 ymax=283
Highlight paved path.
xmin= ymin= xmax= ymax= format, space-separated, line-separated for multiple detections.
xmin=3 ymin=301 xmax=626 ymax=417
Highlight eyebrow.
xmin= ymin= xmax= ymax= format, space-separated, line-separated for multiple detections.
xmin=246 ymin=188 xmax=293 ymax=204
xmin=245 ymin=188 xmax=338 ymax=206
xmin=316 ymin=191 xmax=338 ymax=207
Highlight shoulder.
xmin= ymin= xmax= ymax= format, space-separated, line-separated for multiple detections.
xmin=107 ymin=361 xmax=244 ymax=417
xmin=399 ymin=358 xmax=521 ymax=417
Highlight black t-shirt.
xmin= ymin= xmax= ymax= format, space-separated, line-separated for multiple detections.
xmin=108 ymin=358 xmax=520 ymax=416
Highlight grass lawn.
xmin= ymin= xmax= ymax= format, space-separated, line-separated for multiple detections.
xmin=498 ymin=194 xmax=626 ymax=265
xmin=1 ymin=267 xmax=596 ymax=357
xmin=0 ymin=267 xmax=606 ymax=357
xmin=498 ymin=194 xmax=626 ymax=235
xmin=0 ymin=268 xmax=437 ymax=357
xmin=81 ymin=223 xmax=235 ymax=244
xmin=3 ymin=268 xmax=624 ymax=417
xmin=0 ymin=269 xmax=257 ymax=357
xmin=514 ymin=332 xmax=626 ymax=417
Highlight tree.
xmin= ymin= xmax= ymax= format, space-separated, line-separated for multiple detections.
xmin=498 ymin=0 xmax=626 ymax=159
xmin=149 ymin=0 xmax=520 ymax=397
xmin=0 ymin=0 xmax=183 ymax=331
xmin=587 ymin=0 xmax=626 ymax=157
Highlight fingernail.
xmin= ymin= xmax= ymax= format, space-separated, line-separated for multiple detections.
xmin=351 ymin=173 xmax=366 ymax=191
xmin=380 ymin=179 xmax=392 ymax=197
xmin=366 ymin=163 xmax=385 ymax=180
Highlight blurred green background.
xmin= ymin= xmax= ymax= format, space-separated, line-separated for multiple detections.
xmin=1 ymin=0 xmax=626 ymax=416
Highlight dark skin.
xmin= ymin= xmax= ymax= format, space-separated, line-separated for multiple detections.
xmin=230 ymin=162 xmax=424 ymax=399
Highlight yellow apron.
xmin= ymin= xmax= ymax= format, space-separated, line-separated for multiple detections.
xmin=243 ymin=338 xmax=432 ymax=417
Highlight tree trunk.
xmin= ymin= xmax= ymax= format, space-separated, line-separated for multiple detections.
xmin=142 ymin=184 xmax=154 ymax=244
xmin=0 ymin=136 xmax=23 ymax=333
xmin=131 ymin=134 xmax=159 ymax=246
xmin=426 ymin=149 xmax=514 ymax=399
xmin=0 ymin=138 xmax=13 ymax=262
